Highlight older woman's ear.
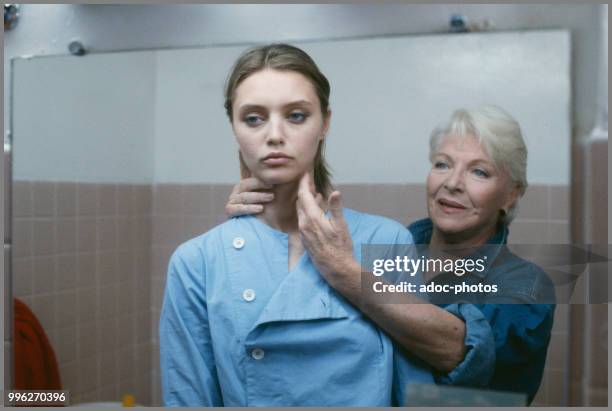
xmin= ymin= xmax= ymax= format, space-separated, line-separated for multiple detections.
xmin=502 ymin=185 xmax=521 ymax=215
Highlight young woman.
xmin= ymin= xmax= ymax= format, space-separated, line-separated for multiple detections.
xmin=159 ymin=44 xmax=433 ymax=407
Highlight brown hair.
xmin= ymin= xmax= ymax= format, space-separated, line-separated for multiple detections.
xmin=224 ymin=43 xmax=333 ymax=197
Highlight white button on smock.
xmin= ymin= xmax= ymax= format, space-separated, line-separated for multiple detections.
xmin=242 ymin=289 xmax=256 ymax=302
xmin=251 ymin=348 xmax=265 ymax=360
xmin=232 ymin=237 xmax=245 ymax=249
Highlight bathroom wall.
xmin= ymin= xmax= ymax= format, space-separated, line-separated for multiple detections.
xmin=11 ymin=182 xmax=153 ymax=404
xmin=11 ymin=52 xmax=156 ymax=183
xmin=3 ymin=4 xmax=605 ymax=141
xmin=566 ymin=5 xmax=608 ymax=406
xmin=568 ymin=135 xmax=608 ymax=406
xmin=152 ymin=32 xmax=571 ymax=185
xmin=9 ymin=52 xmax=157 ymax=403
xmin=3 ymin=4 xmax=606 ymax=407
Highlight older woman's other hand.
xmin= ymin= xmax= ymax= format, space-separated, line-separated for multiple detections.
xmin=296 ymin=173 xmax=356 ymax=283
xmin=225 ymin=177 xmax=274 ymax=218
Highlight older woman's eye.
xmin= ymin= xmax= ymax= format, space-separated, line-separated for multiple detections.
xmin=473 ymin=168 xmax=490 ymax=178
xmin=434 ymin=161 xmax=449 ymax=170
xmin=288 ymin=111 xmax=307 ymax=123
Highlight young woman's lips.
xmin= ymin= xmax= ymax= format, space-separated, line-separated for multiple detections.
xmin=437 ymin=198 xmax=467 ymax=213
xmin=262 ymin=153 xmax=292 ymax=166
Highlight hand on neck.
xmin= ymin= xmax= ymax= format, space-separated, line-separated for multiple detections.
xmin=258 ymin=180 xmax=300 ymax=234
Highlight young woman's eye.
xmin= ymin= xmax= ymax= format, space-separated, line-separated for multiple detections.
xmin=473 ymin=168 xmax=490 ymax=178
xmin=244 ymin=114 xmax=264 ymax=126
xmin=288 ymin=111 xmax=307 ymax=123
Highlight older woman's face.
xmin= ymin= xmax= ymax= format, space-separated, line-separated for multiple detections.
xmin=427 ymin=133 xmax=518 ymax=243
xmin=231 ymin=69 xmax=329 ymax=187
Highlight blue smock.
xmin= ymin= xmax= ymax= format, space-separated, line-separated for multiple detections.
xmin=408 ymin=218 xmax=555 ymax=404
xmin=160 ymin=208 xmax=433 ymax=406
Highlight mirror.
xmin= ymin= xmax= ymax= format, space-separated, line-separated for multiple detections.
xmin=9 ymin=30 xmax=571 ymax=405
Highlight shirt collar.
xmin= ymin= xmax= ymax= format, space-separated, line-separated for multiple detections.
xmin=407 ymin=217 xmax=509 ymax=278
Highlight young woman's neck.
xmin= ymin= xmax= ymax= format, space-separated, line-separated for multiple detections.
xmin=257 ymin=180 xmax=300 ymax=234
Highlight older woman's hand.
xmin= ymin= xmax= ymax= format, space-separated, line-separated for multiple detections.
xmin=225 ymin=177 xmax=274 ymax=218
xmin=296 ymin=173 xmax=357 ymax=284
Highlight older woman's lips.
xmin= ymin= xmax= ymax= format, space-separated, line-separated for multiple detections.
xmin=262 ymin=153 xmax=292 ymax=166
xmin=437 ymin=198 xmax=467 ymax=213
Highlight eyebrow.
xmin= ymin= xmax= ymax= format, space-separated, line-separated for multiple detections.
xmin=237 ymin=100 xmax=315 ymax=113
xmin=433 ymin=152 xmax=495 ymax=167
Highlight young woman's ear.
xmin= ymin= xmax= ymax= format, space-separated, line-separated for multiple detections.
xmin=321 ymin=110 xmax=332 ymax=142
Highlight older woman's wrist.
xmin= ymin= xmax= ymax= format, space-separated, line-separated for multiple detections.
xmin=324 ymin=257 xmax=362 ymax=294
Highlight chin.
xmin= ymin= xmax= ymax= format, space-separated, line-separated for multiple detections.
xmin=256 ymin=169 xmax=301 ymax=186
xmin=435 ymin=221 xmax=471 ymax=236
xmin=431 ymin=212 xmax=473 ymax=235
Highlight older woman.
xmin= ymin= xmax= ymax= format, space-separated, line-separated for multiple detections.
xmin=227 ymin=106 xmax=555 ymax=404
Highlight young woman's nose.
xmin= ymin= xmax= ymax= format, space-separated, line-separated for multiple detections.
xmin=265 ymin=116 xmax=286 ymax=146
xmin=443 ymin=167 xmax=464 ymax=192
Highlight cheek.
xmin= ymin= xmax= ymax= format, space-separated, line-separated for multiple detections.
xmin=304 ymin=140 xmax=320 ymax=162
xmin=234 ymin=132 xmax=258 ymax=164
xmin=295 ymin=127 xmax=322 ymax=163
xmin=469 ymin=184 xmax=504 ymax=212
xmin=426 ymin=173 xmax=441 ymax=197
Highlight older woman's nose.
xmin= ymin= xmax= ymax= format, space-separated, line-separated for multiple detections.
xmin=443 ymin=168 xmax=464 ymax=192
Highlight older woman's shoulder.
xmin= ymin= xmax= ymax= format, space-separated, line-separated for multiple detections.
xmin=486 ymin=247 xmax=556 ymax=304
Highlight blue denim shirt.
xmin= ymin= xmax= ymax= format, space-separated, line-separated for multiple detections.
xmin=408 ymin=218 xmax=555 ymax=404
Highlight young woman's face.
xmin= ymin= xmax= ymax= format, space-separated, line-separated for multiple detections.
xmin=231 ymin=69 xmax=329 ymax=187
xmin=427 ymin=133 xmax=518 ymax=243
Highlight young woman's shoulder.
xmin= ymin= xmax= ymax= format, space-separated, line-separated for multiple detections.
xmin=343 ymin=208 xmax=414 ymax=244
xmin=170 ymin=218 xmax=252 ymax=265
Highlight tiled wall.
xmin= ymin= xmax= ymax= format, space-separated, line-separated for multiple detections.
xmin=11 ymin=180 xmax=578 ymax=406
xmin=583 ymin=138 xmax=608 ymax=406
xmin=12 ymin=181 xmax=153 ymax=405
xmin=568 ymin=138 xmax=608 ymax=406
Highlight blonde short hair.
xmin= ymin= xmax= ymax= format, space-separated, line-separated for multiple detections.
xmin=429 ymin=106 xmax=528 ymax=225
